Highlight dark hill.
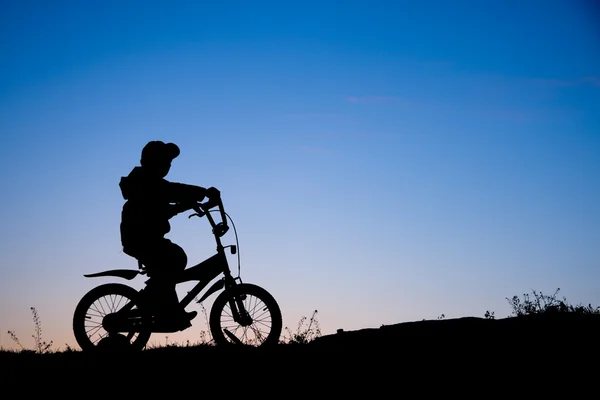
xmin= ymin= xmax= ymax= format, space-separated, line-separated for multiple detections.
xmin=311 ymin=312 xmax=600 ymax=350
xmin=2 ymin=313 xmax=598 ymax=385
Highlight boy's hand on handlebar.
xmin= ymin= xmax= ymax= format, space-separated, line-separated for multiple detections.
xmin=189 ymin=187 xmax=221 ymax=216
xmin=206 ymin=186 xmax=220 ymax=199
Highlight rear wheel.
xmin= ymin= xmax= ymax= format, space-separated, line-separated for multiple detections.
xmin=209 ymin=283 xmax=282 ymax=347
xmin=73 ymin=283 xmax=152 ymax=352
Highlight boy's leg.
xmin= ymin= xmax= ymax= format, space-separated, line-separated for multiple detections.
xmin=140 ymin=240 xmax=197 ymax=325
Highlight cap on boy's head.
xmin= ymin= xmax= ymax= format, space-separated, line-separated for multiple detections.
xmin=141 ymin=141 xmax=180 ymax=164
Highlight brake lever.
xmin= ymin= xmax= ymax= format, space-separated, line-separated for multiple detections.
xmin=189 ymin=203 xmax=207 ymax=218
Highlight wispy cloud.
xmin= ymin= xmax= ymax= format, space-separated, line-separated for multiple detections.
xmin=345 ymin=96 xmax=401 ymax=103
xmin=529 ymin=76 xmax=600 ymax=88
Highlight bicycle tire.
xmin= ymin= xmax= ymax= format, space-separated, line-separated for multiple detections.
xmin=73 ymin=283 xmax=152 ymax=352
xmin=209 ymin=283 xmax=282 ymax=347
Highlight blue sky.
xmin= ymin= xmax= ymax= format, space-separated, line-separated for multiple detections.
xmin=1 ymin=0 xmax=599 ymax=350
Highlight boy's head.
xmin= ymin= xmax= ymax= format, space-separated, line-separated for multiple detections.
xmin=140 ymin=141 xmax=180 ymax=178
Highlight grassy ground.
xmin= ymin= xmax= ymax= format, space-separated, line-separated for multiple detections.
xmin=2 ymin=289 xmax=599 ymax=389
xmin=1 ymin=313 xmax=598 ymax=396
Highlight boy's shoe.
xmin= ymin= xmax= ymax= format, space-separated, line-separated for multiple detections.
xmin=184 ymin=310 xmax=198 ymax=321
xmin=153 ymin=309 xmax=198 ymax=330
xmin=171 ymin=310 xmax=197 ymax=330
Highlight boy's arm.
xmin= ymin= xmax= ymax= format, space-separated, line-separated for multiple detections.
xmin=163 ymin=181 xmax=222 ymax=218
xmin=164 ymin=181 xmax=208 ymax=203
xmin=167 ymin=202 xmax=193 ymax=218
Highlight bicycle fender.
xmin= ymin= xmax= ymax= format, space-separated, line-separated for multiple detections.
xmin=197 ymin=279 xmax=225 ymax=303
xmin=83 ymin=269 xmax=141 ymax=280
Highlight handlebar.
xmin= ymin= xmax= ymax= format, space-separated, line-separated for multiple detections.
xmin=190 ymin=191 xmax=229 ymax=238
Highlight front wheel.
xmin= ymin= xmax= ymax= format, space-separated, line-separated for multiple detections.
xmin=209 ymin=283 xmax=282 ymax=347
xmin=73 ymin=283 xmax=152 ymax=352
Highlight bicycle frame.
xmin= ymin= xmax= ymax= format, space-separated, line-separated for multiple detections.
xmin=171 ymin=238 xmax=237 ymax=309
xmin=173 ymin=196 xmax=240 ymax=307
xmin=188 ymin=198 xmax=252 ymax=327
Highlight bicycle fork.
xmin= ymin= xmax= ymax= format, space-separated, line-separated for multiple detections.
xmin=229 ymin=293 xmax=252 ymax=326
xmin=222 ymin=294 xmax=252 ymax=345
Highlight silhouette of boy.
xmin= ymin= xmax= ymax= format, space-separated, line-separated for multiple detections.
xmin=119 ymin=140 xmax=218 ymax=329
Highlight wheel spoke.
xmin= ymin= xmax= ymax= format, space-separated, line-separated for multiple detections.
xmin=211 ymin=285 xmax=281 ymax=347
xmin=73 ymin=284 xmax=151 ymax=352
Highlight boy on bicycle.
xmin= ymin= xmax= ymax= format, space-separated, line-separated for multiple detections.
xmin=119 ymin=140 xmax=219 ymax=329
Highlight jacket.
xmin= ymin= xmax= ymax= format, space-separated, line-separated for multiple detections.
xmin=119 ymin=166 xmax=206 ymax=255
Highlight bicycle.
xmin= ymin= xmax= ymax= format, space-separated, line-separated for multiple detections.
xmin=72 ymin=193 xmax=283 ymax=351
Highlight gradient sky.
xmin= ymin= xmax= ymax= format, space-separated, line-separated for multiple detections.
xmin=1 ymin=0 xmax=599 ymax=350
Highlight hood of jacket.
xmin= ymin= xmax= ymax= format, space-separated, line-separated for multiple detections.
xmin=119 ymin=166 xmax=163 ymax=201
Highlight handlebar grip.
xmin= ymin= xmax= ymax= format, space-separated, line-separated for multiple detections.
xmin=206 ymin=187 xmax=221 ymax=199
xmin=191 ymin=197 xmax=219 ymax=216
xmin=201 ymin=198 xmax=218 ymax=211
xmin=191 ymin=193 xmax=228 ymax=237
xmin=191 ymin=200 xmax=212 ymax=215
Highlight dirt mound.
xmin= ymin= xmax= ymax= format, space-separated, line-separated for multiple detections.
xmin=309 ymin=313 xmax=600 ymax=352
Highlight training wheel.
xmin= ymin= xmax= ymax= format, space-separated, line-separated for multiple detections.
xmin=96 ymin=334 xmax=134 ymax=352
